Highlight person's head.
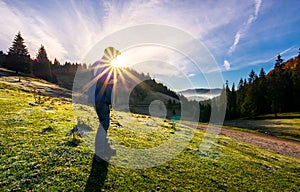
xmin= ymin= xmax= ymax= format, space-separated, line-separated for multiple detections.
xmin=103 ymin=47 xmax=121 ymax=61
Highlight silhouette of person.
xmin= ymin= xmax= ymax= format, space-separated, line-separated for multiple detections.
xmin=88 ymin=47 xmax=121 ymax=163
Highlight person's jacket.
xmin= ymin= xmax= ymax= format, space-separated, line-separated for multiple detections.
xmin=88 ymin=61 xmax=114 ymax=104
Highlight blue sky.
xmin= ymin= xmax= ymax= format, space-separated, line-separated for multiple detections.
xmin=1 ymin=0 xmax=300 ymax=90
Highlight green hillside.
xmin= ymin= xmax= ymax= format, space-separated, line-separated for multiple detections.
xmin=0 ymin=78 xmax=299 ymax=191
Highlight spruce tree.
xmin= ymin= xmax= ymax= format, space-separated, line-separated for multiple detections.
xmin=230 ymin=83 xmax=237 ymax=119
xmin=51 ymin=58 xmax=60 ymax=75
xmin=268 ymin=57 xmax=285 ymax=117
xmin=242 ymin=71 xmax=258 ymax=118
xmin=248 ymin=69 xmax=257 ymax=84
xmin=275 ymin=54 xmax=283 ymax=68
xmin=52 ymin=58 xmax=60 ymax=69
xmin=225 ymin=80 xmax=231 ymax=119
xmin=33 ymin=45 xmax=52 ymax=81
xmin=236 ymin=78 xmax=245 ymax=117
xmin=5 ymin=32 xmax=31 ymax=73
xmin=259 ymin=68 xmax=266 ymax=78
xmin=238 ymin=78 xmax=244 ymax=89
xmin=0 ymin=51 xmax=5 ymax=67
xmin=257 ymin=68 xmax=268 ymax=114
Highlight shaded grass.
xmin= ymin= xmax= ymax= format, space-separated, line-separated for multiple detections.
xmin=0 ymin=81 xmax=299 ymax=191
xmin=224 ymin=115 xmax=300 ymax=141
xmin=255 ymin=112 xmax=300 ymax=120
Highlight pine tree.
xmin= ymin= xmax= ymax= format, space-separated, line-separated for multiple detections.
xmin=230 ymin=83 xmax=237 ymax=119
xmin=5 ymin=32 xmax=31 ymax=73
xmin=248 ymin=69 xmax=257 ymax=84
xmin=53 ymin=58 xmax=60 ymax=69
xmin=0 ymin=51 xmax=5 ymax=67
xmin=36 ymin=45 xmax=48 ymax=63
xmin=33 ymin=45 xmax=52 ymax=81
xmin=51 ymin=58 xmax=60 ymax=74
xmin=259 ymin=68 xmax=266 ymax=78
xmin=50 ymin=58 xmax=61 ymax=83
xmin=275 ymin=54 xmax=283 ymax=68
xmin=225 ymin=80 xmax=231 ymax=119
xmin=236 ymin=78 xmax=245 ymax=117
xmin=243 ymin=78 xmax=247 ymax=86
xmin=268 ymin=57 xmax=286 ymax=117
xmin=257 ymin=68 xmax=268 ymax=114
xmin=238 ymin=78 xmax=244 ymax=89
xmin=241 ymin=71 xmax=259 ymax=118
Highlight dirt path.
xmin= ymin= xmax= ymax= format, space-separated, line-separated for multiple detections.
xmin=194 ymin=124 xmax=300 ymax=158
xmin=221 ymin=128 xmax=300 ymax=158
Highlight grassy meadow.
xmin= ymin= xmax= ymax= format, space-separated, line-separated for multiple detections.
xmin=0 ymin=80 xmax=300 ymax=191
xmin=224 ymin=113 xmax=300 ymax=141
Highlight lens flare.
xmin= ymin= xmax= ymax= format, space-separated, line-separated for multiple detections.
xmin=110 ymin=55 xmax=124 ymax=67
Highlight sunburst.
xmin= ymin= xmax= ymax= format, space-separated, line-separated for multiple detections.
xmin=80 ymin=47 xmax=144 ymax=99
xmin=110 ymin=55 xmax=124 ymax=68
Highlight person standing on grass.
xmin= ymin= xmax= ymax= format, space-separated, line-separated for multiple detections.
xmin=88 ymin=47 xmax=121 ymax=163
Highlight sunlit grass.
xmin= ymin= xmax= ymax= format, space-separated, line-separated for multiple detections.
xmin=0 ymin=81 xmax=299 ymax=191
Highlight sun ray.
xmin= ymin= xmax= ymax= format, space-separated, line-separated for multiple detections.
xmin=76 ymin=47 xmax=149 ymax=105
xmin=98 ymin=67 xmax=114 ymax=96
xmin=99 ymin=57 xmax=110 ymax=63
xmin=112 ymin=67 xmax=119 ymax=104
xmin=79 ymin=64 xmax=112 ymax=94
xmin=115 ymin=67 xmax=128 ymax=89
xmin=123 ymin=69 xmax=144 ymax=85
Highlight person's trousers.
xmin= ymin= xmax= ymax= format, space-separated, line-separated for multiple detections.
xmin=94 ymin=102 xmax=110 ymax=158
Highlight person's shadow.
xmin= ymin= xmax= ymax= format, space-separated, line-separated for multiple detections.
xmin=84 ymin=157 xmax=109 ymax=191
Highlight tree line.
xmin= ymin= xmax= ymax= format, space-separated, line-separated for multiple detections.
xmin=0 ymin=32 xmax=87 ymax=88
xmin=1 ymin=32 xmax=300 ymax=120
xmin=224 ymin=52 xmax=300 ymax=119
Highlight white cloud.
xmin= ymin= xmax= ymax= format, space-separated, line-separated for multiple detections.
xmin=227 ymin=0 xmax=262 ymax=55
xmin=279 ymin=46 xmax=294 ymax=56
xmin=0 ymin=0 xmax=105 ymax=62
xmin=225 ymin=45 xmax=296 ymax=71
xmin=228 ymin=32 xmax=241 ymax=55
xmin=0 ymin=0 xmax=69 ymax=61
xmin=0 ymin=0 xmax=258 ymax=73
xmin=2 ymin=0 xmax=300 ymax=91
xmin=255 ymin=0 xmax=262 ymax=16
xmin=223 ymin=60 xmax=231 ymax=70
xmin=187 ymin=73 xmax=196 ymax=77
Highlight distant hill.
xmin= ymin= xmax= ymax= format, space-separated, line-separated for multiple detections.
xmin=178 ymin=88 xmax=222 ymax=101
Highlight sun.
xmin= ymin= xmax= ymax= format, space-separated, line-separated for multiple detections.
xmin=110 ymin=55 xmax=124 ymax=68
